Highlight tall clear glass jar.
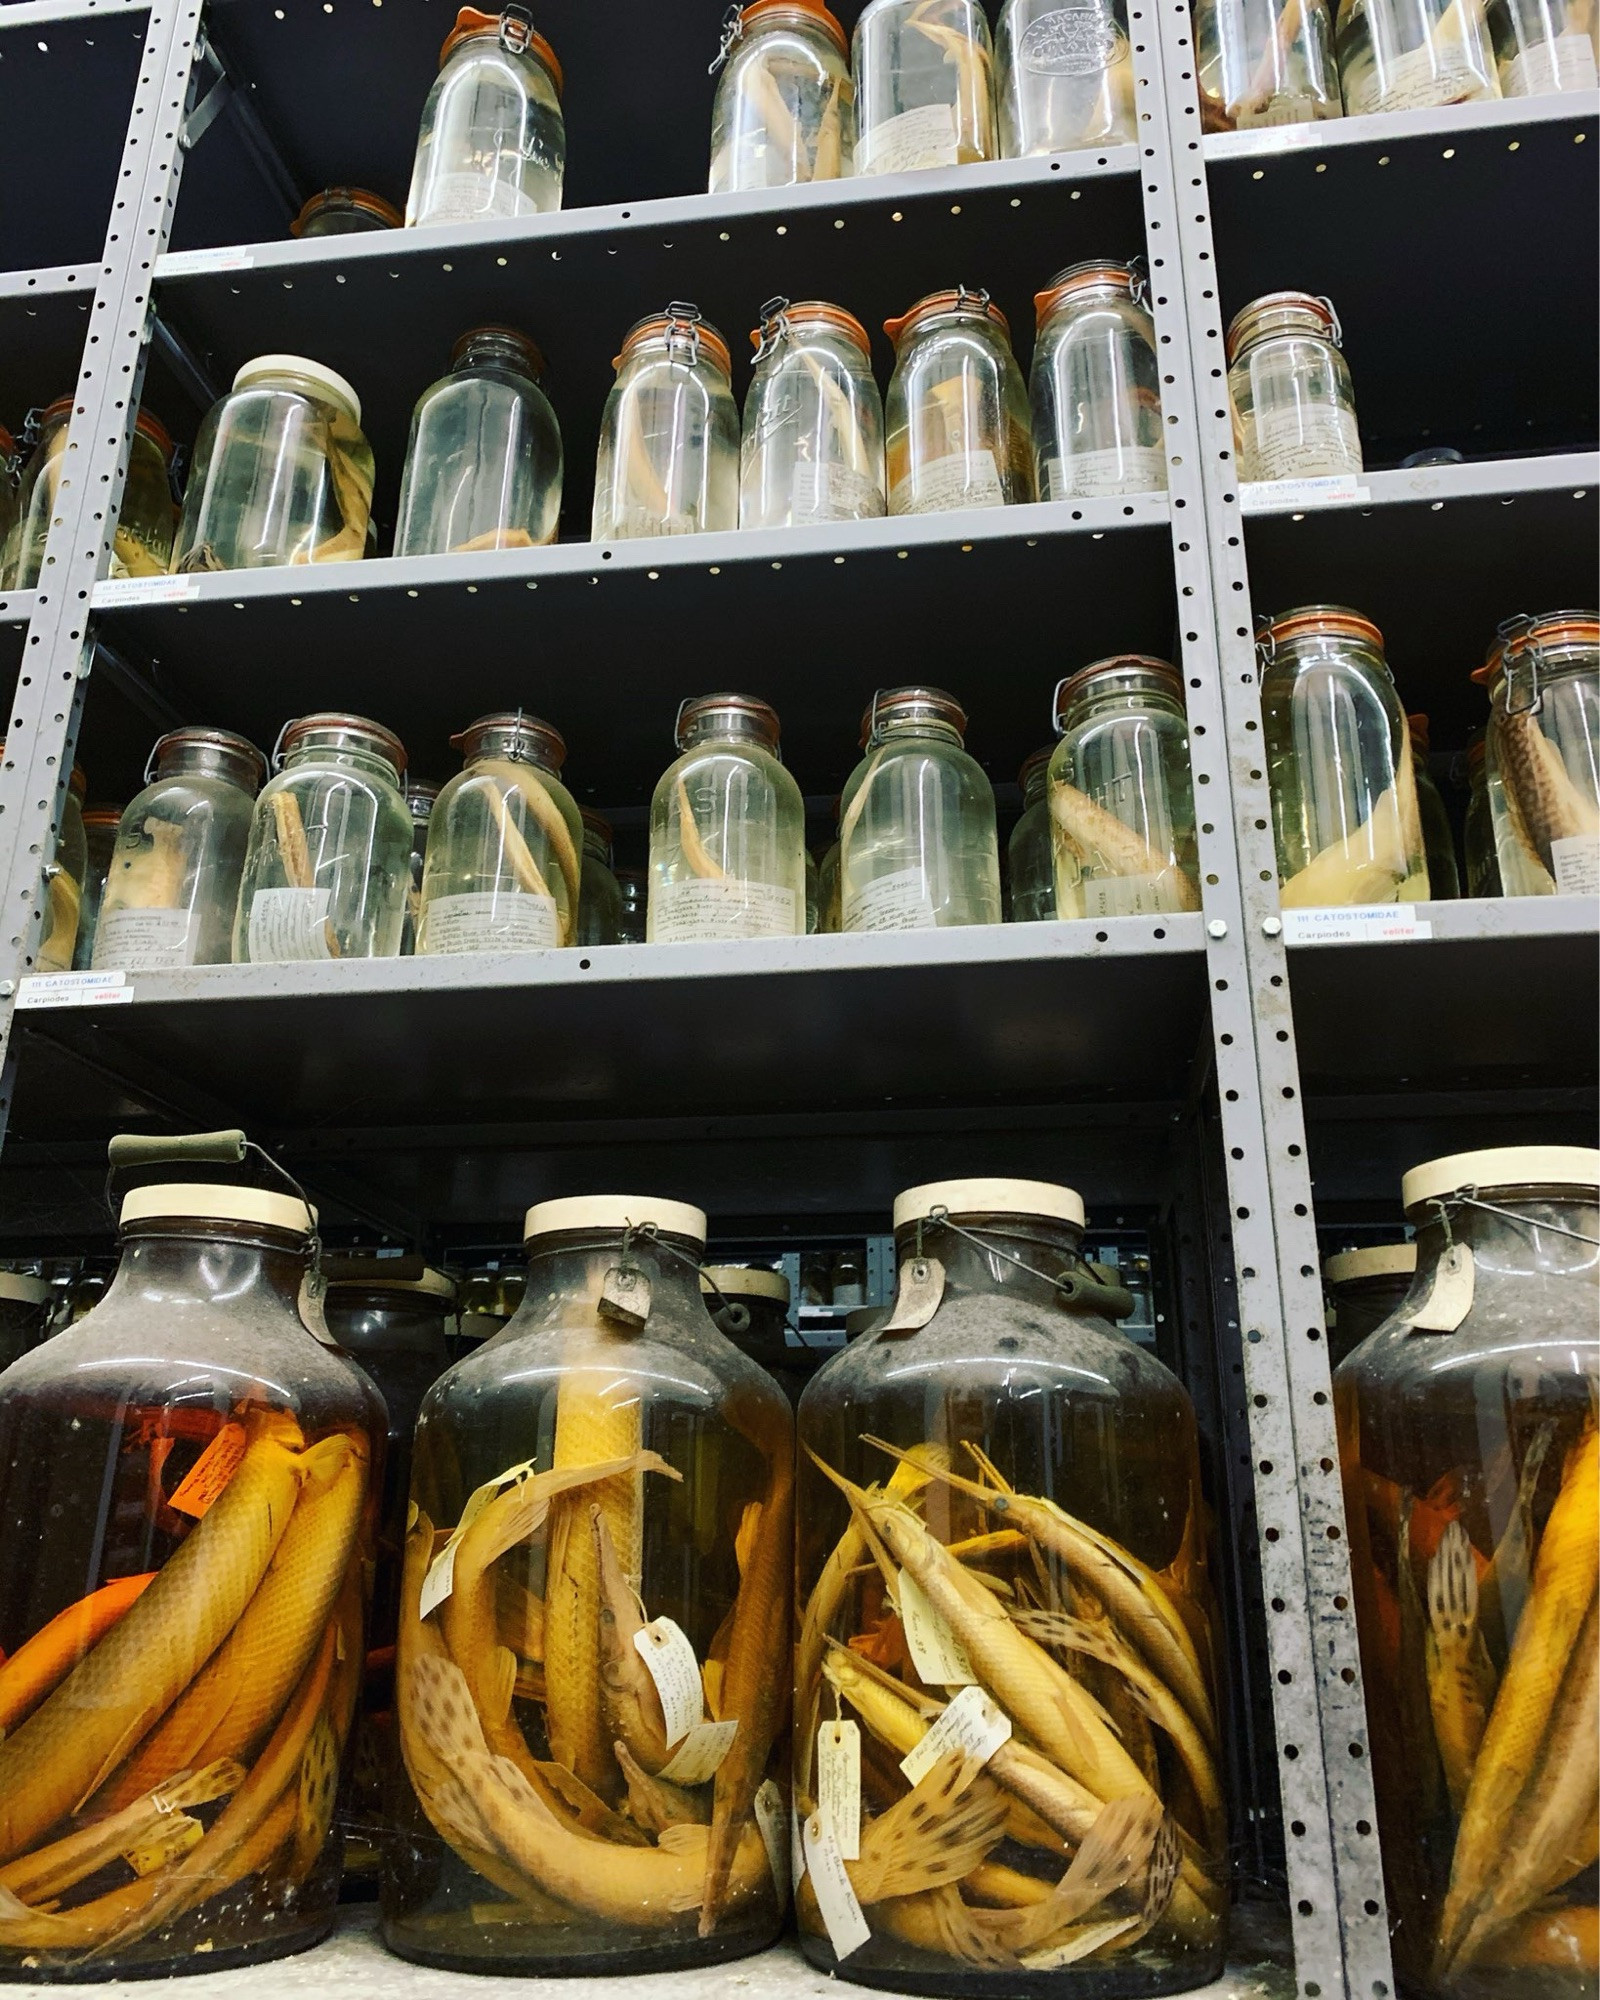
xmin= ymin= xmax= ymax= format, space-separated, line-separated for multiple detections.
xmin=4 ymin=403 xmax=176 ymax=589
xmin=741 ymin=299 xmax=887 ymax=530
xmin=174 ymin=357 xmax=373 ymax=573
xmin=854 ymin=0 xmax=997 ymax=172
xmin=0 ymin=1163 xmax=374 ymax=1978
xmin=709 ymin=0 xmax=854 ymax=191
xmin=1334 ymin=1146 xmax=1599 ymax=2000
xmin=1031 ymin=261 xmax=1166 ymax=501
xmin=1227 ymin=292 xmax=1362 ymax=484
xmin=419 ymin=712 xmax=581 ymax=954
xmin=0 ymin=427 xmax=18 ymax=570
xmin=795 ymin=1177 xmax=1228 ymax=1993
xmin=884 ymin=288 xmax=1035 ymax=515
xmin=1485 ymin=0 xmax=1597 ymax=92
xmin=1336 ymin=0 xmax=1500 ymax=113
xmin=37 ymin=765 xmax=87 ymax=975
xmin=1322 ymin=1240 xmax=1415 ymax=1367
xmin=1462 ymin=739 xmax=1501 ymax=896
xmin=234 ymin=713 xmax=411 ymax=961
xmin=841 ymin=686 xmax=1001 ymax=930
xmin=1473 ymin=612 xmax=1599 ymax=900
xmin=402 ymin=779 xmax=439 ymax=954
xmin=615 ymin=867 xmax=648 ymax=941
xmin=592 ymin=306 xmax=740 ymax=541
xmin=648 ymin=694 xmax=806 ymax=942
xmin=1195 ymin=0 xmax=1343 ymax=127
xmin=407 ymin=7 xmax=565 ymax=227
xmin=394 ymin=326 xmax=562 ymax=556
xmin=1260 ymin=606 xmax=1428 ymax=905
xmin=1007 ymin=747 xmax=1057 ymax=921
xmin=382 ymin=1195 xmax=793 ymax=1973
xmin=73 ymin=805 xmax=122 ymax=970
xmin=996 ymin=0 xmax=1137 ymax=153
xmin=291 ymin=187 xmax=403 ymax=237
xmin=1050 ymin=654 xmax=1201 ymax=917
xmin=1408 ymin=714 xmax=1460 ymax=899
xmin=577 ymin=808 xmax=625 ymax=946
xmin=94 ymin=728 xmax=265 ymax=972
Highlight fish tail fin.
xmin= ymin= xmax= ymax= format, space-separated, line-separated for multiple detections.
xmin=1428 ymin=1521 xmax=1479 ymax=1641
xmin=696 ymin=1813 xmax=741 ymax=1937
xmin=851 ymin=1752 xmax=1008 ymax=1903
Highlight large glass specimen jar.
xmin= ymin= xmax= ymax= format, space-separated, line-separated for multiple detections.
xmin=854 ymin=0 xmax=997 ymax=172
xmin=37 ymin=766 xmax=87 ymax=974
xmin=884 ymin=288 xmax=1035 ymax=515
xmin=382 ymin=1195 xmax=793 ymax=1973
xmin=1007 ymin=748 xmax=1057 ymax=921
xmin=1336 ymin=0 xmax=1499 ymax=114
xmin=1195 ymin=0 xmax=1342 ymax=127
xmin=394 ymin=326 xmax=563 ymax=556
xmin=1334 ymin=1146 xmax=1599 ymax=2000
xmin=234 ymin=713 xmax=412 ymax=961
xmin=0 ymin=1162 xmax=374 ymax=1978
xmin=841 ymin=686 xmax=1001 ymax=930
xmin=1259 ymin=605 xmax=1429 ymax=905
xmin=174 ymin=357 xmax=373 ymax=573
xmin=577 ymin=808 xmax=624 ymax=945
xmin=1473 ymin=612 xmax=1599 ymax=900
xmin=995 ymin=0 xmax=1137 ymax=153
xmin=419 ymin=711 xmax=581 ymax=953
xmin=795 ymin=1177 xmax=1229 ymax=1994
xmin=407 ymin=7 xmax=565 ymax=227
xmin=1050 ymin=655 xmax=1200 ymax=917
xmin=73 ymin=805 xmax=122 ymax=970
xmin=1323 ymin=1241 xmax=1415 ymax=1368
xmin=710 ymin=0 xmax=854 ymax=191
xmin=741 ymin=299 xmax=887 ymax=530
xmin=1485 ymin=0 xmax=1597 ymax=91
xmin=5 ymin=403 xmax=176 ymax=589
xmin=648 ymin=694 xmax=806 ymax=941
xmin=1227 ymin=292 xmax=1362 ymax=484
xmin=1031 ymin=261 xmax=1166 ymax=501
xmin=1408 ymin=714 xmax=1461 ymax=899
xmin=592 ymin=306 xmax=740 ymax=541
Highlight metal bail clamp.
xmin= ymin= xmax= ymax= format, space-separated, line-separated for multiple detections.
xmin=664 ymin=300 xmax=704 ymax=366
xmin=754 ymin=296 xmax=792 ymax=362
xmin=709 ymin=3 xmax=744 ymax=73
xmin=499 ymin=6 xmax=535 ymax=54
xmin=1496 ymin=613 xmax=1544 ymax=717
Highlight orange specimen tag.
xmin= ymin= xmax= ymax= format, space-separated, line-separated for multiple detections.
xmin=168 ymin=1422 xmax=247 ymax=1519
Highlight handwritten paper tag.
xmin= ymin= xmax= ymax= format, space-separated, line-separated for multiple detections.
xmin=633 ymin=1616 xmax=705 ymax=1746
xmin=801 ymin=1811 xmax=871 ymax=1960
xmin=169 ymin=1422 xmax=247 ymax=1519
xmin=1404 ymin=1244 xmax=1475 ymax=1333
xmin=817 ymin=1720 xmax=861 ymax=1860
xmin=879 ymin=1255 xmax=944 ymax=1336
xmin=900 ymin=1684 xmax=1013 ymax=1785
xmin=898 ymin=1568 xmax=976 ymax=1686
xmin=658 ymin=1717 xmax=739 ymax=1784
xmin=754 ymin=1778 xmax=789 ymax=1900
xmin=420 ymin=1457 xmax=536 ymax=1618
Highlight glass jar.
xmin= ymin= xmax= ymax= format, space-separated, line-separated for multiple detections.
xmin=740 ymin=298 xmax=887 ymax=530
xmin=996 ymin=0 xmax=1137 ymax=154
xmin=1485 ymin=0 xmax=1597 ymax=91
xmin=174 ymin=357 xmax=373 ymax=573
xmin=0 ymin=427 xmax=18 ymax=570
xmin=1322 ymin=1240 xmax=1415 ymax=1367
xmin=1260 ymin=606 xmax=1429 ymax=905
xmin=1473 ymin=612 xmax=1599 ymax=900
xmin=92 ymin=729 xmax=264 ymax=972
xmin=0 ymin=1272 xmax=50 ymax=1373
xmin=1463 ymin=740 xmax=1501 ymax=897
xmin=592 ymin=306 xmax=740 ymax=541
xmin=577 ymin=808 xmax=625 ymax=946
xmin=841 ymin=686 xmax=1002 ymax=931
xmin=1227 ymin=293 xmax=1362 ymax=484
xmin=1195 ymin=0 xmax=1343 ymax=127
xmin=1336 ymin=0 xmax=1500 ymax=113
xmin=1008 ymin=747 xmax=1056 ymax=921
xmin=854 ymin=0 xmax=997 ymax=173
xmin=406 ymin=6 xmax=565 ymax=227
xmin=402 ymin=778 xmax=439 ymax=953
xmin=5 ymin=403 xmax=176 ymax=589
xmin=235 ymin=713 xmax=411 ymax=961
xmin=884 ymin=289 xmax=1035 ymax=515
xmin=648 ymin=694 xmax=807 ymax=942
xmin=615 ymin=866 xmax=648 ymax=941
xmin=382 ymin=1194 xmax=793 ymax=1973
xmin=73 ymin=805 xmax=122 ymax=970
xmin=1408 ymin=714 xmax=1460 ymax=899
xmin=419 ymin=711 xmax=581 ymax=953
xmin=394 ymin=325 xmax=563 ymax=557
xmin=805 ymin=847 xmax=820 ymax=931
xmin=291 ymin=187 xmax=403 ymax=237
xmin=453 ymin=1263 xmax=520 ymax=1352
xmin=795 ymin=1177 xmax=1229 ymax=1992
xmin=702 ymin=1263 xmax=793 ymax=1375
xmin=1050 ymin=655 xmax=1201 ymax=918
xmin=37 ymin=765 xmax=87 ymax=975
xmin=1031 ymin=261 xmax=1166 ymax=501
xmin=710 ymin=0 xmax=854 ymax=191
xmin=816 ymin=828 xmax=841 ymax=931
xmin=1334 ymin=1146 xmax=1599 ymax=2000
xmin=0 ymin=1166 xmax=374 ymax=1978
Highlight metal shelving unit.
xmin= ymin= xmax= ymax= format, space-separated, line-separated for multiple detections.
xmin=0 ymin=2 xmax=1594 ymax=1995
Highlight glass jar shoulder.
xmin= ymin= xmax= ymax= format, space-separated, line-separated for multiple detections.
xmin=654 ymin=737 xmax=797 ymax=814
xmin=848 ymin=731 xmax=994 ymax=807
xmin=124 ymin=771 xmax=254 ymax=831
xmin=265 ymin=758 xmax=408 ymax=829
xmin=433 ymin=41 xmax=561 ymax=117
xmin=729 ymin=19 xmax=841 ymax=86
xmin=893 ymin=322 xmax=1017 ymax=399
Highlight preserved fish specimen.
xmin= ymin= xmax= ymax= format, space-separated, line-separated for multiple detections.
xmin=407 ymin=8 xmax=564 ymax=226
xmin=1032 ymin=261 xmax=1166 ymax=501
xmin=1195 ymin=0 xmax=1342 ymax=127
xmin=996 ymin=0 xmax=1137 ymax=153
xmin=710 ymin=0 xmax=854 ymax=190
xmin=73 ymin=805 xmax=122 ymax=970
xmin=4 ymin=404 xmax=176 ymax=589
xmin=1474 ymin=612 xmax=1599 ymax=901
xmin=741 ymin=299 xmax=886 ymax=529
xmin=1008 ymin=749 xmax=1057 ymax=921
xmin=855 ymin=0 xmax=997 ymax=173
xmin=593 ymin=306 xmax=740 ymax=541
xmin=35 ymin=765 xmax=87 ymax=974
xmin=884 ymin=289 xmax=1035 ymax=515
xmin=1336 ymin=0 xmax=1499 ymax=113
xmin=1227 ymin=293 xmax=1361 ymax=485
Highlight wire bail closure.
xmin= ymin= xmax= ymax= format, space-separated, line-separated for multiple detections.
xmin=754 ymin=296 xmax=792 ymax=362
xmin=664 ymin=300 xmax=704 ymax=366
xmin=709 ymin=3 xmax=743 ymax=72
xmin=1315 ymin=294 xmax=1344 ymax=347
xmin=1496 ymin=613 xmax=1545 ymax=718
xmin=919 ymin=1207 xmax=1135 ymax=1318
xmin=498 ymin=6 xmax=535 ymax=55
xmin=1425 ymin=1187 xmax=1600 ymax=1249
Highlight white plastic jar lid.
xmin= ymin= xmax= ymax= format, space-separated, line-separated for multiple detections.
xmin=1324 ymin=1243 xmax=1416 ymax=1286
xmin=1402 ymin=1146 xmax=1600 ymax=1213
xmin=327 ymin=1265 xmax=456 ymax=1301
xmin=701 ymin=1264 xmax=790 ymax=1304
xmin=231 ymin=354 xmax=362 ymax=427
xmin=120 ymin=1182 xmax=315 ymax=1235
xmin=0 ymin=1272 xmax=51 ymax=1305
xmin=893 ymin=1177 xmax=1086 ymax=1231
xmin=524 ymin=1195 xmax=707 ymax=1244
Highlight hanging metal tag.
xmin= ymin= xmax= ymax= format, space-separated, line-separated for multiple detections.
xmin=599 ymin=1261 xmax=652 ymax=1328
xmin=879 ymin=1255 xmax=944 ymax=1337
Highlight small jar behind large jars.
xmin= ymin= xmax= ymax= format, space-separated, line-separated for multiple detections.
xmin=1031 ymin=261 xmax=1166 ymax=501
xmin=73 ymin=805 xmax=122 ymax=970
xmin=741 ymin=298 xmax=886 ymax=530
xmin=1322 ymin=1241 xmax=1415 ymax=1367
xmin=1008 ymin=747 xmax=1056 ymax=921
xmin=884 ymin=288 xmax=1034 ymax=515
xmin=1227 ymin=292 xmax=1362 ymax=484
xmin=1335 ymin=0 xmax=1499 ymax=115
xmin=795 ymin=1177 xmax=1229 ymax=1992
xmin=996 ymin=0 xmax=1137 ymax=154
xmin=1485 ymin=0 xmax=1597 ymax=92
xmin=5 ymin=403 xmax=176 ymax=588
xmin=383 ymin=1195 xmax=792 ymax=1973
xmin=1472 ymin=611 xmax=1600 ymax=899
xmin=1259 ymin=606 xmax=1429 ymax=906
xmin=292 ymin=187 xmax=403 ymax=238
xmin=841 ymin=686 xmax=1001 ymax=930
xmin=93 ymin=727 xmax=265 ymax=972
xmin=710 ymin=0 xmax=854 ymax=191
xmin=1334 ymin=1146 xmax=1599 ymax=2000
xmin=36 ymin=763 xmax=87 ymax=974
xmin=1050 ymin=655 xmax=1201 ymax=917
xmin=401 ymin=779 xmax=439 ymax=953
xmin=235 ymin=713 xmax=411 ymax=961
xmin=395 ymin=326 xmax=562 ymax=556
xmin=577 ymin=808 xmax=624 ymax=945
xmin=0 ymin=1270 xmax=50 ymax=1372
xmin=649 ymin=693 xmax=806 ymax=941
xmin=174 ymin=357 xmax=373 ymax=573
xmin=1462 ymin=739 xmax=1501 ymax=896
xmin=1407 ymin=714 xmax=1461 ymax=899
xmin=592 ymin=305 xmax=740 ymax=541
xmin=407 ymin=7 xmax=564 ymax=226
xmin=0 ymin=427 xmax=19 ymax=570
xmin=1195 ymin=0 xmax=1342 ymax=128
xmin=0 ymin=1151 xmax=374 ymax=1979
xmin=420 ymin=711 xmax=581 ymax=953
xmin=854 ymin=0 xmax=997 ymax=172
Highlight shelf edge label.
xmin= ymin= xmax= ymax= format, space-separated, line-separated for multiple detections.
xmin=96 ymin=576 xmax=202 ymax=609
xmin=1240 ymin=474 xmax=1368 ymax=514
xmin=1281 ymin=907 xmax=1432 ymax=945
xmin=15 ymin=970 xmax=133 ymax=1009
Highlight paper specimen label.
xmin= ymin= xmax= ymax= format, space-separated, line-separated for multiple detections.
xmin=1405 ymin=1244 xmax=1475 ymax=1334
xmin=1042 ymin=445 xmax=1166 ymax=501
xmin=894 ymin=448 xmax=1006 ymax=515
xmin=633 ymin=1617 xmax=706 ymax=1746
xmin=94 ymin=906 xmax=197 ymax=972
xmin=817 ymin=1720 xmax=862 ymax=1860
xmin=856 ymin=101 xmax=959 ymax=175
xmin=843 ymin=865 xmax=938 ymax=934
xmin=658 ymin=1717 xmax=739 ymax=1784
xmin=420 ymin=889 xmax=558 ymax=954
xmin=169 ymin=1422 xmax=248 ymax=1519
xmin=900 ymin=1684 xmax=1014 ymax=1785
xmin=650 ymin=877 xmax=798 ymax=943
xmin=1243 ymin=407 xmax=1363 ymax=485
xmin=1551 ymin=834 xmax=1600 ymax=897
xmin=801 ymin=1811 xmax=872 ymax=1959
xmin=246 ymin=886 xmax=334 ymax=962
xmin=898 ymin=1568 xmax=977 ymax=1686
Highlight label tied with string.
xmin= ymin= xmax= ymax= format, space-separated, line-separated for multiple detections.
xmin=801 ymin=1811 xmax=871 ymax=1959
xmin=1404 ymin=1244 xmax=1475 ymax=1334
xmin=599 ymin=1260 xmax=652 ymax=1328
xmin=817 ymin=1719 xmax=861 ymax=1859
xmin=632 ymin=1616 xmax=705 ymax=1746
xmin=880 ymin=1255 xmax=945 ymax=1337
xmin=900 ymin=1684 xmax=1013 ymax=1785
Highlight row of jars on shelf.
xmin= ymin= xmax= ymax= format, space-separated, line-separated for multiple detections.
xmin=0 ymin=1145 xmax=1594 ymax=1992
